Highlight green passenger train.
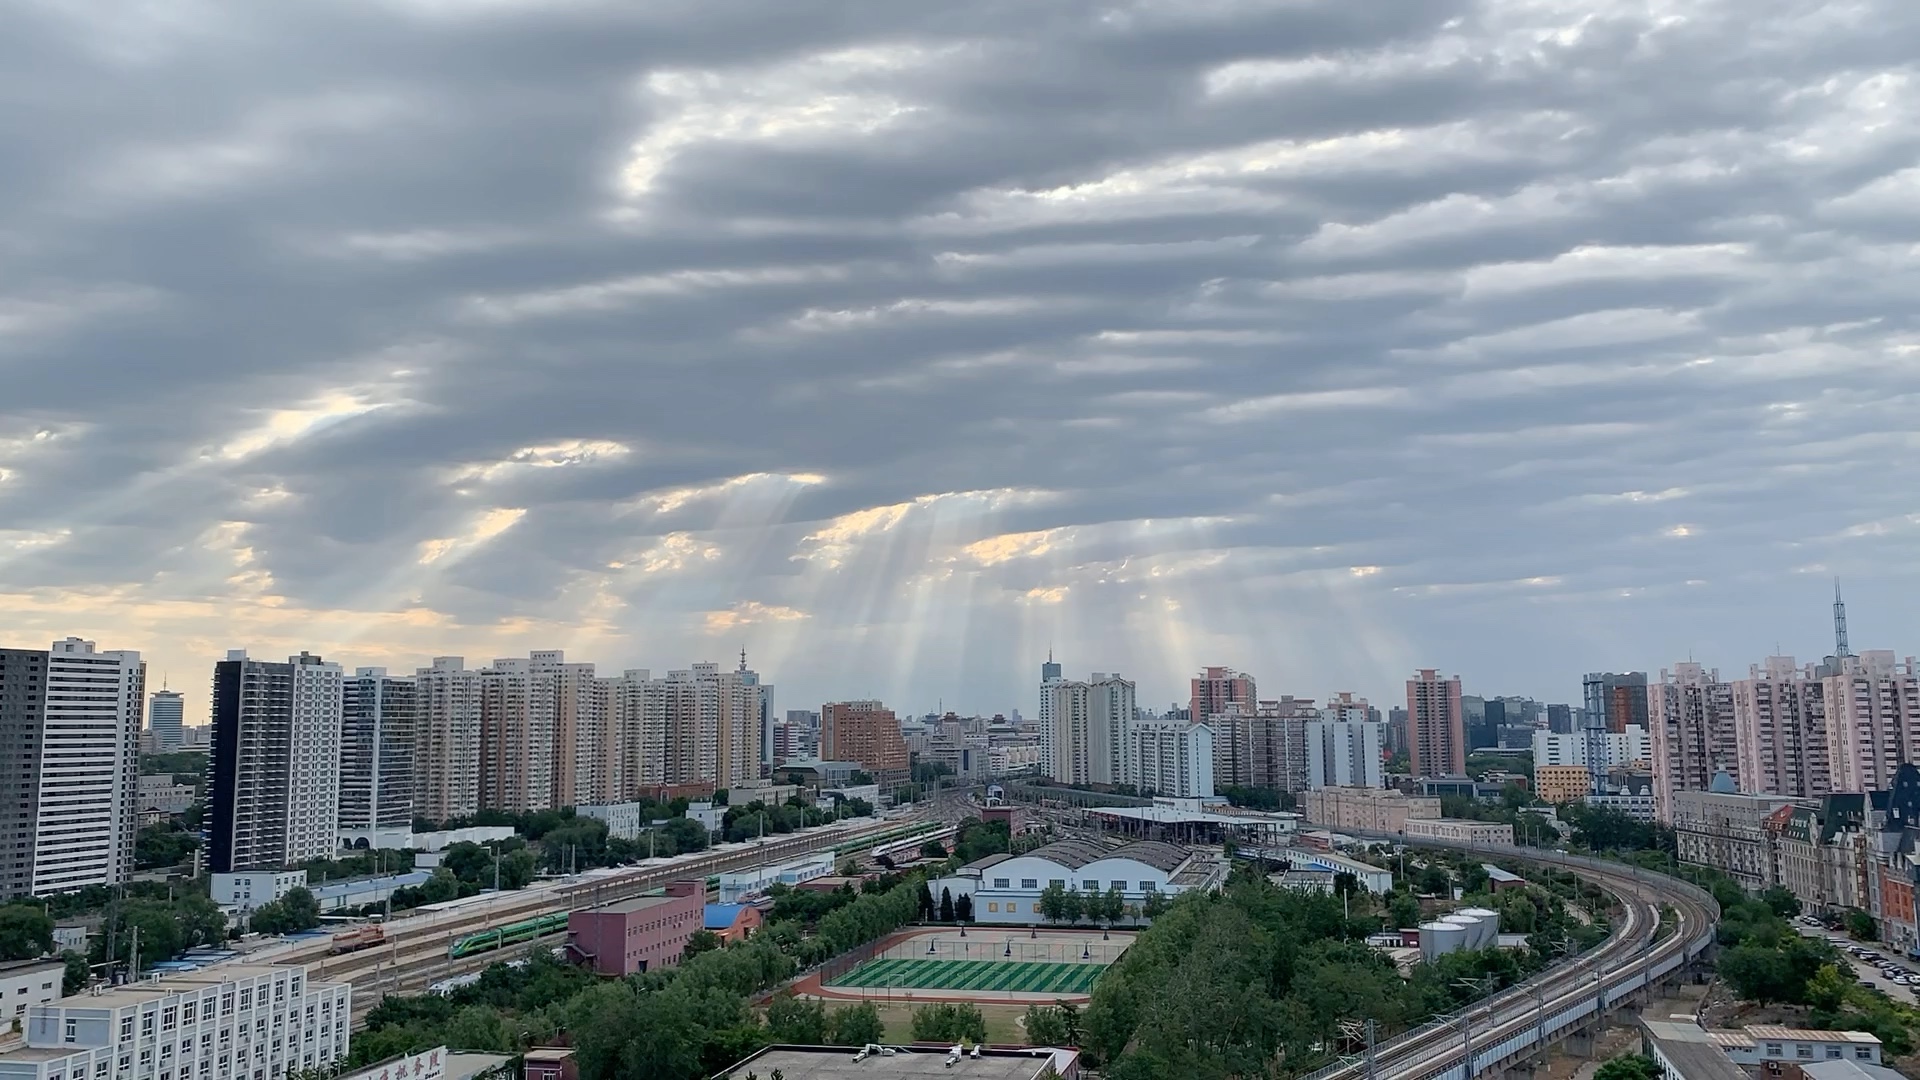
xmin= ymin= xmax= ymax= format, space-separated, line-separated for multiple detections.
xmin=447 ymin=912 xmax=571 ymax=959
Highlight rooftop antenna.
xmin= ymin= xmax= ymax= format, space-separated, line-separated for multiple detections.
xmin=739 ymin=646 xmax=748 ymax=672
xmin=1833 ymin=578 xmax=1851 ymax=658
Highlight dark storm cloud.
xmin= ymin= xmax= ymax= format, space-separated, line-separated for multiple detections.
xmin=3 ymin=0 xmax=1918 ymax=720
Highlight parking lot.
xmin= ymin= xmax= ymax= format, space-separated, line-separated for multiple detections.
xmin=1795 ymin=921 xmax=1920 ymax=1004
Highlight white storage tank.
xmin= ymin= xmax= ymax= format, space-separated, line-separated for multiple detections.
xmin=1421 ymin=920 xmax=1469 ymax=961
xmin=1455 ymin=907 xmax=1501 ymax=949
xmin=1441 ymin=914 xmax=1484 ymax=950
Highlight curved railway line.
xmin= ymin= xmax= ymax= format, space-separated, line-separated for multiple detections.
xmin=1305 ymin=840 xmax=1719 ymax=1080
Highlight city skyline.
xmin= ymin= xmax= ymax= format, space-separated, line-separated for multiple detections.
xmin=6 ymin=3 xmax=1920 ymax=734
xmin=22 ymin=585 xmax=1904 ymax=734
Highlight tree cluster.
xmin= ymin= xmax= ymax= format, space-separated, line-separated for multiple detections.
xmin=1082 ymin=869 xmax=1590 ymax=1079
xmin=1219 ymin=786 xmax=1297 ymax=812
xmin=355 ymin=873 xmax=926 ymax=1079
xmin=912 ymin=1002 xmax=987 ymax=1043
xmin=133 ymin=821 xmax=201 ymax=871
xmin=247 ymin=886 xmax=322 ymax=936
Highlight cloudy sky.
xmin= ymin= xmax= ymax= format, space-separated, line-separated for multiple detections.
xmin=5 ymin=0 xmax=1918 ymax=726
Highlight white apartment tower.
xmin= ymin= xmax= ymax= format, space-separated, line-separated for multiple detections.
xmin=1130 ymin=719 xmax=1215 ymax=799
xmin=1305 ymin=717 xmax=1385 ymax=790
xmin=413 ymin=657 xmax=483 ymax=824
xmin=1649 ymin=662 xmax=1739 ymax=823
xmin=1088 ymin=673 xmax=1137 ymax=786
xmin=340 ymin=669 xmax=416 ymax=833
xmin=1821 ymin=651 xmax=1920 ymax=793
xmin=208 ymin=651 xmax=343 ymax=873
xmin=32 ymin=639 xmax=146 ymax=895
xmin=1046 ymin=680 xmax=1092 ymax=785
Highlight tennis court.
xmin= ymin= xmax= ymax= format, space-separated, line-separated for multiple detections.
xmin=827 ymin=957 xmax=1106 ymax=995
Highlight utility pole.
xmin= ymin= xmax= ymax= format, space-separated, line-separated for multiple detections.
xmin=130 ymin=925 xmax=140 ymax=982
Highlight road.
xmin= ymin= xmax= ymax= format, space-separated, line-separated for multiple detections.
xmin=1794 ymin=925 xmax=1920 ymax=1005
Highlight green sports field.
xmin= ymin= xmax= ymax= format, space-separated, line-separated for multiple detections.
xmin=827 ymin=957 xmax=1106 ymax=995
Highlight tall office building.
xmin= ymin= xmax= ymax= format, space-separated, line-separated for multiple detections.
xmin=340 ymin=668 xmax=416 ymax=833
xmin=1546 ymin=703 xmax=1576 ymax=734
xmin=1385 ymin=706 xmax=1410 ymax=756
xmin=414 ymin=656 xmax=483 ymax=823
xmin=1819 ymin=651 xmax=1920 ymax=794
xmin=1461 ymin=695 xmax=1490 ymax=752
xmin=1408 ymin=669 xmax=1466 ymax=778
xmin=148 ymin=688 xmax=184 ymax=751
xmin=209 ymin=651 xmax=343 ymax=873
xmin=32 ymin=639 xmax=146 ymax=896
xmin=821 ymin=700 xmax=908 ymax=783
xmin=1191 ymin=666 xmax=1255 ymax=731
xmin=1038 ymin=654 xmax=1064 ymax=777
xmin=1649 ymin=662 xmax=1739 ymax=822
xmin=1305 ymin=717 xmax=1385 ymax=789
xmin=1583 ymin=672 xmax=1650 ymax=734
xmin=1732 ymin=657 xmax=1831 ymax=801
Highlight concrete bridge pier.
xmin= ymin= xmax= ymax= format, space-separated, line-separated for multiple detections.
xmin=1562 ymin=1026 xmax=1597 ymax=1059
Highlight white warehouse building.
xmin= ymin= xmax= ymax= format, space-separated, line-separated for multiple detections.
xmin=934 ymin=839 xmax=1226 ymax=925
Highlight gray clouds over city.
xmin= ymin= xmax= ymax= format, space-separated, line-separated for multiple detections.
xmin=3 ymin=0 xmax=1917 ymax=722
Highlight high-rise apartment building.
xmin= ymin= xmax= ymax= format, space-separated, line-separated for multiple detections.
xmin=1085 ymin=674 xmax=1136 ymax=786
xmin=1130 ymin=718 xmax=1215 ymax=798
xmin=698 ymin=661 xmax=762 ymax=787
xmin=1821 ymin=651 xmax=1920 ymax=794
xmin=1190 ymin=666 xmax=1255 ymax=733
xmin=821 ymin=700 xmax=908 ymax=783
xmin=1305 ymin=718 xmax=1385 ymax=789
xmin=1045 ymin=680 xmax=1091 ymax=785
xmin=209 ymin=651 xmax=343 ymax=873
xmin=413 ymin=656 xmax=483 ymax=824
xmin=340 ymin=668 xmax=416 ymax=833
xmin=1038 ymin=654 xmax=1064 ymax=777
xmin=148 ymin=689 xmax=184 ymax=751
xmin=736 ymin=651 xmax=774 ymax=774
xmin=1732 ymin=656 xmax=1831 ymax=801
xmin=30 ymin=639 xmax=146 ymax=896
xmin=1649 ymin=662 xmax=1739 ymax=822
xmin=0 ymin=647 xmax=46 ymax=899
xmin=1407 ymin=670 xmax=1466 ymax=778
xmin=1213 ymin=697 xmax=1315 ymax=792
xmin=1323 ymin=692 xmax=1370 ymax=725
xmin=480 ymin=656 xmax=543 ymax=813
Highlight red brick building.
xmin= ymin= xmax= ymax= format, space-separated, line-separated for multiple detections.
xmin=567 ymin=881 xmax=704 ymax=975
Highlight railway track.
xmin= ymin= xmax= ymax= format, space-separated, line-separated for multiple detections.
xmin=288 ymin=815 xmax=931 ymax=972
xmin=1303 ymin=841 xmax=1718 ymax=1080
